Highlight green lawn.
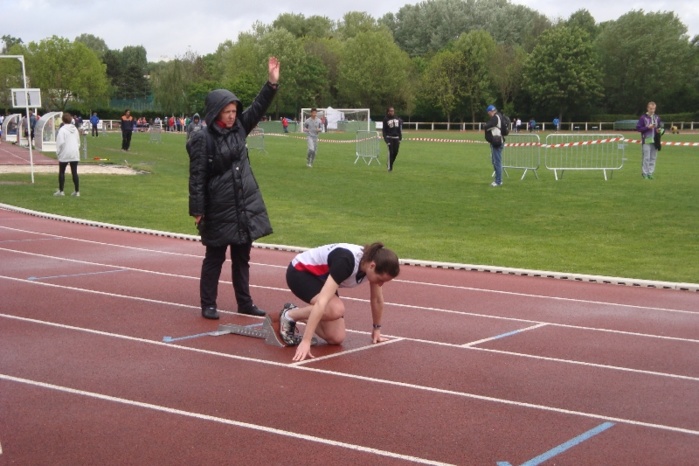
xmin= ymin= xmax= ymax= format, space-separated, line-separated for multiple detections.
xmin=2 ymin=129 xmax=698 ymax=284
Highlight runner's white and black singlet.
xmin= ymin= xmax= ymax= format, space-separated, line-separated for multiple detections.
xmin=292 ymin=243 xmax=366 ymax=288
xmin=287 ymin=244 xmax=366 ymax=303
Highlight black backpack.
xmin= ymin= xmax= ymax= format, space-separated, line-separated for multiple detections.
xmin=499 ymin=113 xmax=511 ymax=136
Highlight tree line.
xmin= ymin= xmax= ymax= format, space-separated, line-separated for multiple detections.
xmin=1 ymin=0 xmax=698 ymax=123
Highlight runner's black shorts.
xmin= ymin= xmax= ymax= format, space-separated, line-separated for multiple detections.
xmin=286 ymin=264 xmax=339 ymax=304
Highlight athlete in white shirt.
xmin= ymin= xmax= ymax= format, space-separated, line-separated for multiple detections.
xmin=268 ymin=242 xmax=400 ymax=361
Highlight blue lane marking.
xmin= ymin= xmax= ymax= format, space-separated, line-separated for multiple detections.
xmin=28 ymin=269 xmax=127 ymax=281
xmin=489 ymin=328 xmax=529 ymax=341
xmin=497 ymin=422 xmax=615 ymax=466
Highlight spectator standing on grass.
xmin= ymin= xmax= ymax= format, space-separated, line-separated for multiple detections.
xmin=282 ymin=116 xmax=289 ymax=133
xmin=187 ymin=56 xmax=280 ymax=320
xmin=120 ymin=109 xmax=134 ymax=151
xmin=90 ymin=112 xmax=100 ymax=137
xmin=382 ymin=107 xmax=403 ymax=172
xmin=553 ymin=117 xmax=560 ymax=132
xmin=636 ymin=101 xmax=663 ymax=180
xmin=271 ymin=242 xmax=400 ymax=362
xmin=186 ymin=113 xmax=204 ymax=141
xmin=54 ymin=112 xmax=81 ymax=197
xmin=303 ymin=108 xmax=323 ymax=167
xmin=484 ymin=104 xmax=505 ymax=187
xmin=29 ymin=111 xmax=37 ymax=145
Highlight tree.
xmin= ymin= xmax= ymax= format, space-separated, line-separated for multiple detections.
xmin=488 ymin=43 xmax=527 ymax=116
xmin=522 ymin=26 xmax=603 ymax=120
xmin=21 ymin=36 xmax=110 ymax=110
xmin=74 ymin=34 xmax=109 ymax=60
xmin=421 ymin=49 xmax=464 ymax=122
xmin=105 ymin=45 xmax=151 ymax=100
xmin=337 ymin=29 xmax=411 ymax=112
xmin=564 ymin=9 xmax=599 ymax=39
xmin=304 ymin=38 xmax=343 ymax=102
xmin=1 ymin=35 xmax=23 ymax=54
xmin=595 ymin=10 xmax=694 ymax=113
xmin=336 ymin=11 xmax=380 ymax=40
xmin=273 ymin=13 xmax=334 ymax=39
xmin=150 ymin=58 xmax=189 ymax=115
xmin=383 ymin=0 xmax=550 ymax=56
xmin=453 ymin=30 xmax=497 ymax=122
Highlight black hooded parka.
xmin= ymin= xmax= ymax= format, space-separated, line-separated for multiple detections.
xmin=187 ymin=83 xmax=277 ymax=247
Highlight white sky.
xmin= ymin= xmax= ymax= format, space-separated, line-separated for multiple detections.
xmin=2 ymin=0 xmax=697 ymax=62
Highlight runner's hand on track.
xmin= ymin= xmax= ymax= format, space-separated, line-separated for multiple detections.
xmin=293 ymin=340 xmax=314 ymax=361
xmin=372 ymin=328 xmax=388 ymax=344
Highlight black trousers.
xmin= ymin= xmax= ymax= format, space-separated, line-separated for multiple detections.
xmin=58 ymin=161 xmax=79 ymax=192
xmin=121 ymin=130 xmax=132 ymax=150
xmin=200 ymin=242 xmax=253 ymax=310
xmin=387 ymin=139 xmax=400 ymax=169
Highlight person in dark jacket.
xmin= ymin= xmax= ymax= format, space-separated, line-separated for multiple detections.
xmin=484 ymin=104 xmax=505 ymax=187
xmin=382 ymin=107 xmax=403 ymax=172
xmin=120 ymin=109 xmax=134 ymax=151
xmin=187 ymin=57 xmax=280 ymax=320
xmin=186 ymin=113 xmax=204 ymax=141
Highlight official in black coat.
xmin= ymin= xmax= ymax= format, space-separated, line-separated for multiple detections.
xmin=187 ymin=57 xmax=279 ymax=319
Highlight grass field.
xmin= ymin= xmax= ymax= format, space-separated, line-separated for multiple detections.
xmin=1 ymin=128 xmax=698 ymax=284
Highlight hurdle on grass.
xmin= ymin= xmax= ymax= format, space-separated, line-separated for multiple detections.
xmin=247 ymin=127 xmax=266 ymax=154
xmin=544 ymin=133 xmax=626 ymax=181
xmin=355 ymin=130 xmax=381 ymax=165
xmin=502 ymin=133 xmax=541 ymax=180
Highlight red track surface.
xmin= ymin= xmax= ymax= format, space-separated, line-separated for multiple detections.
xmin=1 ymin=207 xmax=698 ymax=465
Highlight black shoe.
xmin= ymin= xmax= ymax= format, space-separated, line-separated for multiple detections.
xmin=238 ymin=304 xmax=266 ymax=317
xmin=202 ymin=306 xmax=219 ymax=320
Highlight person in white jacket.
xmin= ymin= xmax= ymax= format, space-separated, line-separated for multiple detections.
xmin=54 ymin=112 xmax=81 ymax=197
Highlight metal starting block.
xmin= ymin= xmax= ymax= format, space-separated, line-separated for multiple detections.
xmin=212 ymin=318 xmax=284 ymax=347
xmin=211 ymin=317 xmax=319 ymax=347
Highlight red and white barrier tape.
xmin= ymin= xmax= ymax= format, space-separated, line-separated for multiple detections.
xmin=265 ymin=133 xmax=699 ymax=147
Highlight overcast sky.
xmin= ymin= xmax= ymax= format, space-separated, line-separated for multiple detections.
xmin=2 ymin=0 xmax=697 ymax=62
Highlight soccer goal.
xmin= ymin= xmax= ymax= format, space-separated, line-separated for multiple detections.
xmin=300 ymin=108 xmax=371 ymax=132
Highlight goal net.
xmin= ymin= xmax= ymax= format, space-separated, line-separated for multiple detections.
xmin=300 ymin=107 xmax=372 ymax=132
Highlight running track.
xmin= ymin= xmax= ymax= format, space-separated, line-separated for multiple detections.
xmin=1 ymin=206 xmax=698 ymax=465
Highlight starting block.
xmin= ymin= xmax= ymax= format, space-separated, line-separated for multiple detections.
xmin=211 ymin=316 xmax=319 ymax=347
xmin=212 ymin=318 xmax=284 ymax=347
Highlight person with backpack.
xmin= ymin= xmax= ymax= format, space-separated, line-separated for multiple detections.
xmin=636 ymin=101 xmax=663 ymax=180
xmin=484 ymin=104 xmax=507 ymax=187
xmin=186 ymin=56 xmax=279 ymax=320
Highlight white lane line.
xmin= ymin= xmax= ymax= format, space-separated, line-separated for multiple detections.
xmin=396 ymin=278 xmax=699 ymax=316
xmin=463 ymin=323 xmax=549 ymax=347
xmin=2 ymin=313 xmax=698 ymax=437
xmin=2 ymin=273 xmax=698 ymax=348
xmin=292 ymin=337 xmax=405 ymax=366
xmin=1 ymin=228 xmax=696 ymax=315
xmin=0 ymin=373 xmax=453 ymax=466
